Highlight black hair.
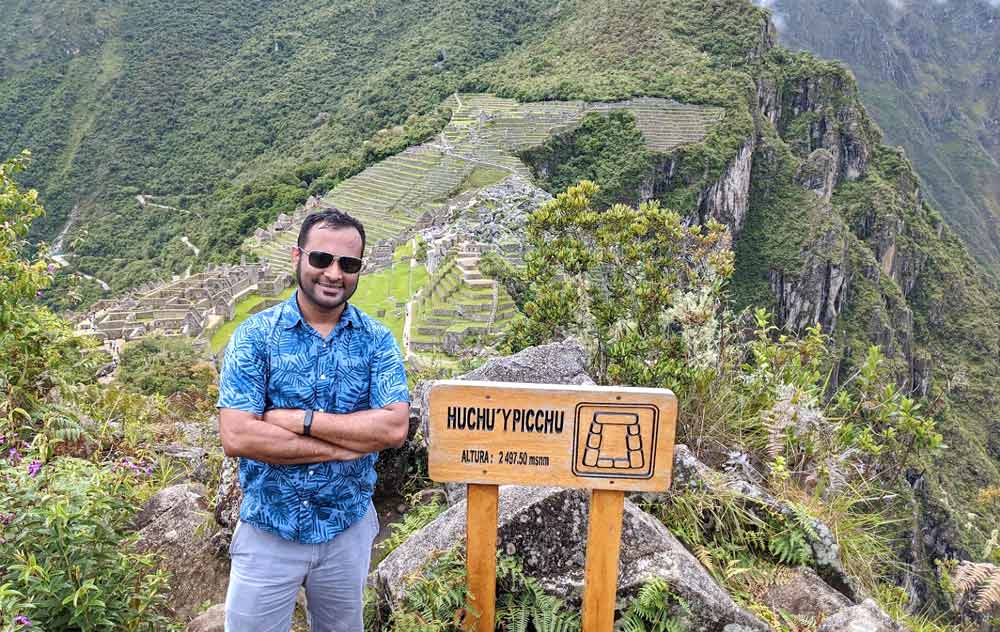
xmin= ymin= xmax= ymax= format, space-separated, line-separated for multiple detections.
xmin=297 ymin=207 xmax=366 ymax=253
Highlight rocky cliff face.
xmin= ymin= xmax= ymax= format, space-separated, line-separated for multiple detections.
xmin=697 ymin=13 xmax=1000 ymax=609
xmin=762 ymin=0 xmax=1000 ymax=278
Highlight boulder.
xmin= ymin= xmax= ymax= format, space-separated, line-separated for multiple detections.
xmin=373 ymin=485 xmax=767 ymax=632
xmin=816 ymin=599 xmax=902 ymax=632
xmin=762 ymin=567 xmax=851 ymax=620
xmin=185 ymin=604 xmax=225 ymax=632
xmin=134 ymin=484 xmax=230 ymax=622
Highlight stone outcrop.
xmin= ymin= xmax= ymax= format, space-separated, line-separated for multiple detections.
xmin=762 ymin=567 xmax=852 ymax=620
xmin=133 ymin=484 xmax=230 ymax=622
xmin=698 ymin=140 xmax=754 ymax=239
xmin=185 ymin=604 xmax=225 ymax=632
xmin=768 ymin=222 xmax=849 ymax=333
xmin=665 ymin=445 xmax=862 ymax=603
xmin=816 ymin=599 xmax=902 ymax=632
xmin=373 ymin=485 xmax=768 ymax=632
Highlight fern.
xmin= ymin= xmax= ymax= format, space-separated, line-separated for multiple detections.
xmin=619 ymin=578 xmax=687 ymax=632
xmin=377 ymin=495 xmax=446 ymax=559
xmin=768 ymin=527 xmax=812 ymax=566
xmin=495 ymin=555 xmax=580 ymax=632
xmin=954 ymin=561 xmax=1000 ymax=613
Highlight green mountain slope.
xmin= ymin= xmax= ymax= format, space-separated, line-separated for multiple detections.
xmin=5 ymin=0 xmax=1000 ymax=609
xmin=1 ymin=0 xmax=562 ymax=290
xmin=761 ymin=0 xmax=1000 ymax=278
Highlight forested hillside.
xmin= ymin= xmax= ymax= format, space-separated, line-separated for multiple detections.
xmin=761 ymin=0 xmax=1000 ymax=278
xmin=1 ymin=0 xmax=562 ymax=291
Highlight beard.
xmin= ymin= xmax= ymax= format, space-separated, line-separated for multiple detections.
xmin=295 ymin=258 xmax=358 ymax=312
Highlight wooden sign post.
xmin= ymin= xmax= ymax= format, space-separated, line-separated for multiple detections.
xmin=428 ymin=380 xmax=678 ymax=632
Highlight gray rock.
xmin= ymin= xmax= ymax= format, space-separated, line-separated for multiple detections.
xmin=213 ymin=456 xmax=241 ymax=534
xmin=134 ymin=484 xmax=230 ymax=622
xmin=660 ymin=445 xmax=863 ymax=603
xmin=795 ymin=148 xmax=837 ymax=202
xmin=373 ymin=485 xmax=767 ymax=632
xmin=763 ymin=567 xmax=851 ymax=619
xmin=816 ymin=599 xmax=902 ymax=632
xmin=699 ymin=140 xmax=754 ymax=238
xmin=185 ymin=604 xmax=225 ymax=632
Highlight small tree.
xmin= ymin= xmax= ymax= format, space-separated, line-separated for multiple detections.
xmin=0 ymin=152 xmax=98 ymax=428
xmin=506 ymin=179 xmax=734 ymax=387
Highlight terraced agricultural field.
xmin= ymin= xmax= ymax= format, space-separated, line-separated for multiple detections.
xmin=246 ymin=93 xmax=724 ymax=276
xmin=236 ymin=92 xmax=722 ymax=360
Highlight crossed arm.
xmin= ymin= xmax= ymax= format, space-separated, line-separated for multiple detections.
xmin=219 ymin=403 xmax=409 ymax=465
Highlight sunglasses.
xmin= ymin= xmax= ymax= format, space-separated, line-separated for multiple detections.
xmin=297 ymin=247 xmax=363 ymax=274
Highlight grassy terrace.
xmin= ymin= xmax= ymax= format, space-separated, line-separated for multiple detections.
xmin=210 ymin=287 xmax=295 ymax=353
xmin=247 ymin=93 xmax=724 ymax=274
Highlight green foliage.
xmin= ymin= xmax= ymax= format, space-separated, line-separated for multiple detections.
xmin=0 ymin=155 xmax=181 ymax=630
xmin=521 ymin=112 xmax=655 ymax=208
xmin=505 ymin=180 xmax=734 ymax=387
xmin=117 ymin=335 xmax=216 ymax=399
xmin=2 ymin=0 xmax=559 ymax=296
xmin=619 ymin=578 xmax=686 ymax=632
xmin=0 ymin=457 xmax=176 ymax=631
xmin=1 ymin=152 xmax=102 ymax=435
xmin=369 ymin=550 xmax=578 ymax=632
xmin=494 ymin=556 xmax=579 ymax=632
xmin=375 ymin=495 xmax=447 ymax=562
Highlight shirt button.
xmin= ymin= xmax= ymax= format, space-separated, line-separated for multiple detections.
xmin=302 ymin=500 xmax=309 ymax=506
xmin=320 ymin=374 xmax=326 ymax=379
xmin=308 ymin=470 xmax=314 ymax=476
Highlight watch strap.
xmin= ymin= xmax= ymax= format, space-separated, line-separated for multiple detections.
xmin=302 ymin=409 xmax=315 ymax=436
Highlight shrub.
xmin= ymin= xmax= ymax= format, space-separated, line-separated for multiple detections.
xmin=117 ymin=335 xmax=216 ymax=399
xmin=0 ymin=456 xmax=176 ymax=631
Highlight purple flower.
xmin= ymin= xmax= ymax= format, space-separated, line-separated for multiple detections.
xmin=35 ymin=290 xmax=43 ymax=299
xmin=27 ymin=460 xmax=42 ymax=477
xmin=0 ymin=435 xmax=6 ymax=445
xmin=8 ymin=448 xmax=22 ymax=465
xmin=14 ymin=614 xmax=32 ymax=627
xmin=47 ymin=263 xmax=57 ymax=273
xmin=0 ymin=512 xmax=14 ymax=525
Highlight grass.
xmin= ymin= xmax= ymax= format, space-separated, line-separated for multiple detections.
xmin=210 ymin=287 xmax=294 ymax=353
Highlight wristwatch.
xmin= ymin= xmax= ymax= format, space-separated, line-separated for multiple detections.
xmin=302 ymin=410 xmax=315 ymax=437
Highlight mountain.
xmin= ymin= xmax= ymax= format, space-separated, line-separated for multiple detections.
xmin=4 ymin=0 xmax=1000 ymax=614
xmin=759 ymin=0 xmax=1000 ymax=278
xmin=1 ymin=0 xmax=563 ymax=290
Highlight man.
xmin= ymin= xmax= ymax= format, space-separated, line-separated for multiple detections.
xmin=217 ymin=208 xmax=410 ymax=631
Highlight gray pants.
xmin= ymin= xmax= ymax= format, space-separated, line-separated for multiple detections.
xmin=225 ymin=505 xmax=378 ymax=631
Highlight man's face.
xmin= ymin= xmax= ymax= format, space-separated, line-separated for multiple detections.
xmin=292 ymin=224 xmax=363 ymax=313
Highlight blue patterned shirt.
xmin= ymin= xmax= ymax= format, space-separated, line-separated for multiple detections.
xmin=217 ymin=292 xmax=409 ymax=544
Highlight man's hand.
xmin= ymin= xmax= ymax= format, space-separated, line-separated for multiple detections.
xmin=263 ymin=404 xmax=410 ymax=453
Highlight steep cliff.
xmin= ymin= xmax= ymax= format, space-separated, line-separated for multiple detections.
xmin=762 ymin=0 xmax=1000 ymax=278
xmin=733 ymin=27 xmax=1000 ymax=608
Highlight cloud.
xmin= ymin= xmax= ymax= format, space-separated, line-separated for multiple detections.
xmin=751 ymin=0 xmax=788 ymax=31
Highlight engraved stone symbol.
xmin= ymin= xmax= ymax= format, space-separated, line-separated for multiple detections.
xmin=573 ymin=403 xmax=658 ymax=480
xmin=582 ymin=412 xmax=644 ymax=469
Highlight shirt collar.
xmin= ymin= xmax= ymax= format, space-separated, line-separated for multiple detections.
xmin=280 ymin=291 xmax=358 ymax=331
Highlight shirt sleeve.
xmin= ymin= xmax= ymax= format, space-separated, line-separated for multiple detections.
xmin=216 ymin=319 xmax=268 ymax=415
xmin=370 ymin=329 xmax=410 ymax=409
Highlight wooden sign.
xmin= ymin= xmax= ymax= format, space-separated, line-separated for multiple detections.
xmin=428 ymin=380 xmax=678 ymax=492
xmin=427 ymin=380 xmax=679 ymax=632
